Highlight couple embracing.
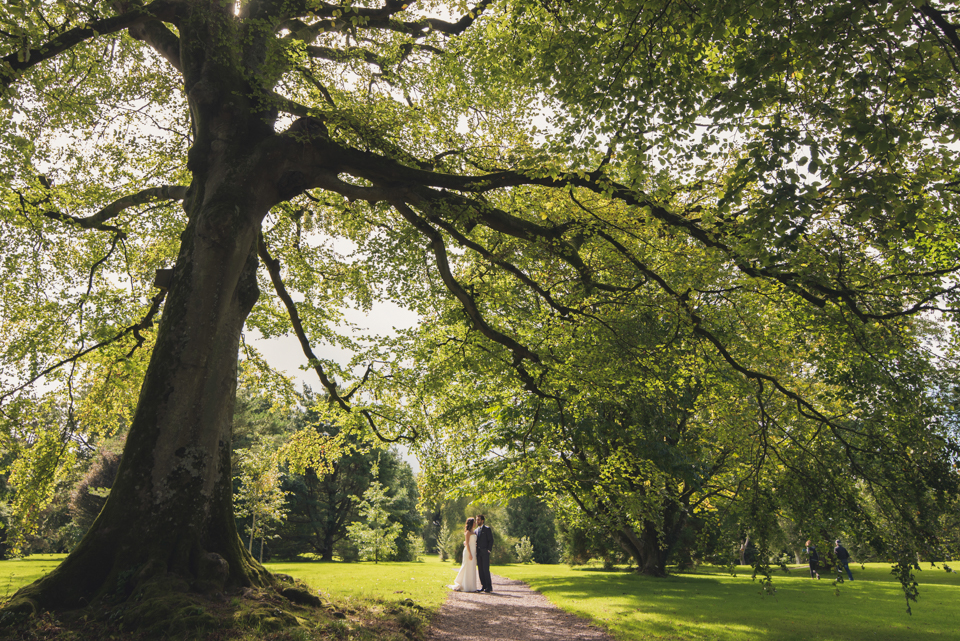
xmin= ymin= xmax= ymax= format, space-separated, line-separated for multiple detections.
xmin=451 ymin=514 xmax=494 ymax=593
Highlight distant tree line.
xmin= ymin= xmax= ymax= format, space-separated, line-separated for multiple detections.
xmin=4 ymin=386 xmax=953 ymax=573
xmin=0 ymin=387 xmax=423 ymax=563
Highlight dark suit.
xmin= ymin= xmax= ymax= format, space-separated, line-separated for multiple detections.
xmin=475 ymin=524 xmax=494 ymax=591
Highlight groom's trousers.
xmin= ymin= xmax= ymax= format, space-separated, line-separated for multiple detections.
xmin=477 ymin=550 xmax=492 ymax=592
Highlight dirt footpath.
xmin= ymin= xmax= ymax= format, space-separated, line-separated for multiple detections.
xmin=426 ymin=573 xmax=615 ymax=641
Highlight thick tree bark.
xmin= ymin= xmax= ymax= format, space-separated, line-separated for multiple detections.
xmin=5 ymin=61 xmax=294 ymax=609
xmin=615 ymin=501 xmax=689 ymax=577
xmin=1 ymin=3 xmax=310 ymax=616
xmin=7 ymin=179 xmax=274 ymax=613
xmin=320 ymin=513 xmax=336 ymax=562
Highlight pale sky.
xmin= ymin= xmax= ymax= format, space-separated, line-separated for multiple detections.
xmin=251 ymin=299 xmax=423 ymax=470
xmin=252 ymin=300 xmax=420 ymax=388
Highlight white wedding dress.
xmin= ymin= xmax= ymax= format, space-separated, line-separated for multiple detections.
xmin=450 ymin=531 xmax=478 ymax=592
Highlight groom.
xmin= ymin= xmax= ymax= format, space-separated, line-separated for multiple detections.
xmin=475 ymin=514 xmax=494 ymax=593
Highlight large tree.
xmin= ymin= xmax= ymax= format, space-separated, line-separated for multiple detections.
xmin=410 ymin=282 xmax=958 ymax=579
xmin=2 ymin=0 xmax=960 ymax=621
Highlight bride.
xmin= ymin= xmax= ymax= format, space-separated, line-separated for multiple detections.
xmin=450 ymin=517 xmax=478 ymax=592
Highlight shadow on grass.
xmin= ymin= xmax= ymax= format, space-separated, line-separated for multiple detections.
xmin=514 ymin=567 xmax=960 ymax=641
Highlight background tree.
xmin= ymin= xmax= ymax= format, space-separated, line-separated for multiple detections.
xmin=277 ymin=442 xmax=420 ymax=561
xmin=232 ymin=388 xmax=301 ymax=452
xmin=345 ymin=464 xmax=404 ymax=564
xmin=234 ymin=386 xmax=424 ymax=562
xmin=233 ymin=442 xmax=289 ymax=564
xmin=514 ymin=536 xmax=535 ymax=564
xmin=68 ymin=446 xmax=122 ymax=536
xmin=505 ymin=496 xmax=558 ymax=564
xmin=435 ymin=519 xmax=451 ymax=561
xmin=406 ymin=531 xmax=426 ymax=562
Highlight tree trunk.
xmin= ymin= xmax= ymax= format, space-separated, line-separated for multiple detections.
xmin=3 ymin=1 xmax=327 ymax=620
xmin=616 ymin=523 xmax=665 ymax=576
xmin=615 ymin=501 xmax=688 ymax=577
xmin=6 ymin=169 xmax=275 ymax=613
xmin=320 ymin=525 xmax=335 ymax=562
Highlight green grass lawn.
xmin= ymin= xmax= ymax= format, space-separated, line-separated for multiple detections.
xmin=0 ymin=554 xmax=455 ymax=612
xmin=2 ymin=555 xmax=958 ymax=640
xmin=496 ymin=562 xmax=960 ymax=641
xmin=0 ymin=554 xmax=65 ymax=601
xmin=265 ymin=555 xmax=453 ymax=611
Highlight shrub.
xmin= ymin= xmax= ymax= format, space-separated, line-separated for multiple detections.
xmin=334 ymin=538 xmax=360 ymax=563
xmin=437 ymin=521 xmax=450 ymax=561
xmin=443 ymin=525 xmax=466 ymax=563
xmin=407 ymin=533 xmax=425 ymax=562
xmin=515 ymin=536 xmax=535 ymax=564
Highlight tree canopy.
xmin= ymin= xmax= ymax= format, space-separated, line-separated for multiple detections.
xmin=1 ymin=0 xmax=959 ymax=623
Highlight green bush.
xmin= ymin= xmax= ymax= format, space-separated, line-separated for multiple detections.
xmin=443 ymin=525 xmax=466 ymax=563
xmin=334 ymin=538 xmax=360 ymax=563
xmin=407 ymin=533 xmax=425 ymax=562
xmin=436 ymin=521 xmax=450 ymax=561
xmin=515 ymin=536 xmax=535 ymax=564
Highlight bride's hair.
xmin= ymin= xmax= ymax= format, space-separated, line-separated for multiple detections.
xmin=464 ymin=518 xmax=475 ymax=532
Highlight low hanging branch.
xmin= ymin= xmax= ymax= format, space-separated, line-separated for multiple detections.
xmin=391 ymin=202 xmax=540 ymax=365
xmin=256 ymin=233 xmax=415 ymax=442
xmin=368 ymin=154 xmax=931 ymax=518
xmin=0 ymin=289 xmax=167 ymax=406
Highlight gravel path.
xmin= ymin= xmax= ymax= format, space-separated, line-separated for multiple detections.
xmin=426 ymin=573 xmax=615 ymax=641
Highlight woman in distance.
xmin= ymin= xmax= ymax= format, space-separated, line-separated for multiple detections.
xmin=450 ymin=518 xmax=478 ymax=592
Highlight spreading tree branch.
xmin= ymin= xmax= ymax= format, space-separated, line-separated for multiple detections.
xmin=333 ymin=139 xmax=959 ymax=322
xmin=920 ymin=3 xmax=960 ymax=58
xmin=1 ymin=1 xmax=181 ymax=86
xmin=256 ymin=233 xmax=415 ymax=442
xmin=128 ymin=18 xmax=182 ymax=71
xmin=0 ymin=289 xmax=167 ymax=406
xmin=42 ymin=185 xmax=188 ymax=234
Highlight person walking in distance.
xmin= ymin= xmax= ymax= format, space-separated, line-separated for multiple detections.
xmin=834 ymin=539 xmax=854 ymax=581
xmin=475 ymin=514 xmax=494 ymax=593
xmin=805 ymin=540 xmax=821 ymax=579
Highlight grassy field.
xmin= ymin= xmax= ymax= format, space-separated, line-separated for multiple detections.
xmin=2 ymin=555 xmax=959 ymax=640
xmin=266 ymin=556 xmax=453 ymax=611
xmin=497 ymin=562 xmax=960 ymax=641
xmin=0 ymin=554 xmax=455 ymax=611
xmin=0 ymin=554 xmax=64 ymax=601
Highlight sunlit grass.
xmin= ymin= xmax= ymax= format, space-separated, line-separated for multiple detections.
xmin=0 ymin=554 xmax=456 ymax=612
xmin=265 ymin=555 xmax=453 ymax=611
xmin=4 ymin=555 xmax=958 ymax=640
xmin=0 ymin=554 xmax=64 ymax=600
xmin=497 ymin=562 xmax=960 ymax=641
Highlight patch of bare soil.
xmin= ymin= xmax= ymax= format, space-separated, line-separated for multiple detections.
xmin=427 ymin=574 xmax=614 ymax=641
